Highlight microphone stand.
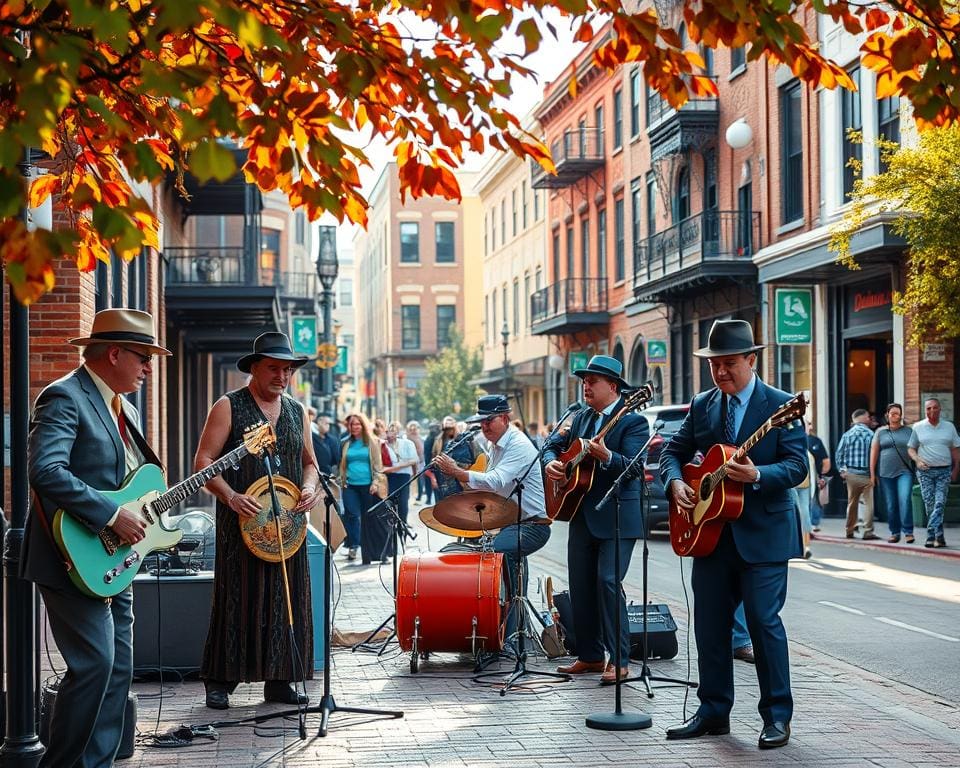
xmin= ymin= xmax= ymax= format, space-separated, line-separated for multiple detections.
xmin=351 ymin=429 xmax=477 ymax=654
xmin=472 ymin=415 xmax=577 ymax=695
xmin=312 ymin=473 xmax=403 ymax=735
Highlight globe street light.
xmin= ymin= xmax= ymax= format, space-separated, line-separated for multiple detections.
xmin=316 ymin=226 xmax=339 ymax=418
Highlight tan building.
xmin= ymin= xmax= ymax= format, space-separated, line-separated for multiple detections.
xmin=353 ymin=163 xmax=481 ymax=423
xmin=475 ymin=128 xmax=551 ymax=427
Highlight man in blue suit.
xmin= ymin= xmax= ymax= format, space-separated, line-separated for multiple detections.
xmin=660 ymin=319 xmax=806 ymax=750
xmin=543 ymin=355 xmax=649 ymax=683
xmin=23 ymin=309 xmax=170 ymax=767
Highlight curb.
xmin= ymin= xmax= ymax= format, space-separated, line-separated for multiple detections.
xmin=810 ymin=532 xmax=960 ymax=560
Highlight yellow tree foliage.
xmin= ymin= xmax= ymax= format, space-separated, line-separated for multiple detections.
xmin=830 ymin=126 xmax=960 ymax=346
xmin=1 ymin=0 xmax=959 ymax=303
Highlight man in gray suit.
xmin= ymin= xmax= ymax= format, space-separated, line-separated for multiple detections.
xmin=23 ymin=308 xmax=170 ymax=767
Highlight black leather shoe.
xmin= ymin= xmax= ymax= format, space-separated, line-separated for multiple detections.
xmin=264 ymin=682 xmax=309 ymax=705
xmin=758 ymin=721 xmax=790 ymax=749
xmin=205 ymin=689 xmax=229 ymax=710
xmin=665 ymin=715 xmax=730 ymax=740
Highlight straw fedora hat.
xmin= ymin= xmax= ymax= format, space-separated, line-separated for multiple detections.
xmin=69 ymin=309 xmax=171 ymax=356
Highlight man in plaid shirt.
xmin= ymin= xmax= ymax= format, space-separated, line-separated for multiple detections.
xmin=836 ymin=409 xmax=878 ymax=540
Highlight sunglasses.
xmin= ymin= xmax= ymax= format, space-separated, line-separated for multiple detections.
xmin=119 ymin=347 xmax=153 ymax=365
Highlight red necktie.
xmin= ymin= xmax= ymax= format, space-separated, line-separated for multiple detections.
xmin=112 ymin=394 xmax=130 ymax=446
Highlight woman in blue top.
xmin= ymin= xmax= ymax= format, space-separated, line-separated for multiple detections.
xmin=339 ymin=413 xmax=388 ymax=564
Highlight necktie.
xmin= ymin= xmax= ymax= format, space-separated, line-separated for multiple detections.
xmin=724 ymin=394 xmax=739 ymax=444
xmin=588 ymin=411 xmax=601 ymax=438
xmin=112 ymin=394 xmax=130 ymax=446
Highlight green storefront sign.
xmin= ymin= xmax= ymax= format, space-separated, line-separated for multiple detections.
xmin=334 ymin=345 xmax=349 ymax=376
xmin=291 ymin=316 xmax=317 ymax=356
xmin=569 ymin=351 xmax=589 ymax=374
xmin=774 ymin=289 xmax=812 ymax=344
xmin=647 ymin=339 xmax=667 ymax=364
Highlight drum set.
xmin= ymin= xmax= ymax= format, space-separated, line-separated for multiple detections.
xmin=395 ymin=491 xmax=519 ymax=673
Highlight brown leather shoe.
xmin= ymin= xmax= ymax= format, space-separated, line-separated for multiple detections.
xmin=556 ymin=659 xmax=606 ymax=674
xmin=733 ymin=645 xmax=756 ymax=664
xmin=600 ymin=663 xmax=630 ymax=683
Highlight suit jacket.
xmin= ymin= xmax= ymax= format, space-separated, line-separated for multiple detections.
xmin=659 ymin=378 xmax=807 ymax=563
xmin=542 ymin=396 xmax=650 ymax=539
xmin=22 ymin=367 xmax=155 ymax=591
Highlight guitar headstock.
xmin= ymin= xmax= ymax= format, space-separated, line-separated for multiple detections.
xmin=624 ymin=382 xmax=655 ymax=412
xmin=243 ymin=422 xmax=277 ymax=455
xmin=770 ymin=393 xmax=808 ymax=429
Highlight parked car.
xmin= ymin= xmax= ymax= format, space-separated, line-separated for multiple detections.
xmin=640 ymin=404 xmax=690 ymax=535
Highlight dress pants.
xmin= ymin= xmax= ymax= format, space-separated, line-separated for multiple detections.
xmin=39 ymin=585 xmax=133 ymax=768
xmin=691 ymin=526 xmax=793 ymax=726
xmin=566 ymin=515 xmax=635 ymax=664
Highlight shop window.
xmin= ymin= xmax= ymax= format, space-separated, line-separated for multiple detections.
xmin=776 ymin=345 xmax=812 ymax=394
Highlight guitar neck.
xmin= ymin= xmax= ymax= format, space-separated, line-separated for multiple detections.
xmin=711 ymin=420 xmax=773 ymax=485
xmin=152 ymin=443 xmax=253 ymax=515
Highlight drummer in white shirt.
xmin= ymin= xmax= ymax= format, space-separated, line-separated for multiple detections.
xmin=433 ymin=394 xmax=551 ymax=651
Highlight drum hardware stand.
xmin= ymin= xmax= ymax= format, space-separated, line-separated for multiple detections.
xmin=616 ymin=421 xmax=697 ymax=700
xmin=472 ymin=434 xmax=571 ymax=696
xmin=351 ymin=472 xmax=418 ymax=655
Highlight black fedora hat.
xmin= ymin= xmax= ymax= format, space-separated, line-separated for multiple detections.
xmin=572 ymin=354 xmax=630 ymax=390
xmin=694 ymin=319 xmax=764 ymax=358
xmin=237 ymin=332 xmax=309 ymax=373
xmin=465 ymin=394 xmax=512 ymax=423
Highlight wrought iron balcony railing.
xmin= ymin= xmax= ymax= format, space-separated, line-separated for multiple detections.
xmin=530 ymin=277 xmax=608 ymax=326
xmin=633 ymin=210 xmax=760 ymax=286
xmin=165 ymin=248 xmax=316 ymax=298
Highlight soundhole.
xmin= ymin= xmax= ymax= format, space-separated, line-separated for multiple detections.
xmin=699 ymin=477 xmax=712 ymax=499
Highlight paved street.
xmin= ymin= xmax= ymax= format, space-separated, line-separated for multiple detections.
xmin=36 ymin=509 xmax=960 ymax=767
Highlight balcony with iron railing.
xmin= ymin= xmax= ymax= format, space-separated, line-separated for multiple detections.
xmin=529 ymin=277 xmax=609 ymax=335
xmin=632 ymin=210 xmax=760 ymax=303
xmin=164 ymin=248 xmax=316 ymax=299
xmin=645 ymin=77 xmax=719 ymax=161
xmin=531 ymin=127 xmax=606 ymax=189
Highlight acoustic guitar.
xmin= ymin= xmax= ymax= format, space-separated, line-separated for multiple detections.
xmin=668 ymin=393 xmax=807 ymax=557
xmin=52 ymin=423 xmax=276 ymax=598
xmin=545 ymin=384 xmax=654 ymax=522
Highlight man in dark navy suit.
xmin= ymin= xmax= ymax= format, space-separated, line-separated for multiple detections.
xmin=543 ymin=355 xmax=648 ymax=684
xmin=660 ymin=320 xmax=806 ymax=750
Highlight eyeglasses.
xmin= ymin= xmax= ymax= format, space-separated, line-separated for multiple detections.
xmin=481 ymin=415 xmax=503 ymax=426
xmin=119 ymin=347 xmax=153 ymax=366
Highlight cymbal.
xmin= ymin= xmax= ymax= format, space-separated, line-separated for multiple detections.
xmin=418 ymin=505 xmax=482 ymax=539
xmin=432 ymin=491 xmax=519 ymax=532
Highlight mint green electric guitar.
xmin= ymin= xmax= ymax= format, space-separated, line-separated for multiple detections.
xmin=52 ymin=423 xmax=276 ymax=598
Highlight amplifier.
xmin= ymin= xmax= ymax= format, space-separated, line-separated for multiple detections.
xmin=132 ymin=571 xmax=214 ymax=676
xmin=40 ymin=683 xmax=136 ymax=759
xmin=627 ymin=602 xmax=679 ymax=660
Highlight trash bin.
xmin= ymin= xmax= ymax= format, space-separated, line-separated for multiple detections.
xmin=306 ymin=525 xmax=327 ymax=670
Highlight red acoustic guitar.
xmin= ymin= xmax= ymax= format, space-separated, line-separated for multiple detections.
xmin=669 ymin=393 xmax=807 ymax=557
xmin=545 ymin=384 xmax=654 ymax=522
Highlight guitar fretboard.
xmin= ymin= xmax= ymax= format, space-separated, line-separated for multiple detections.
xmin=706 ymin=420 xmax=774 ymax=489
xmin=569 ymin=385 xmax=653 ymax=471
xmin=151 ymin=444 xmax=252 ymax=514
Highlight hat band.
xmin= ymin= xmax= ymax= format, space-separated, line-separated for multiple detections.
xmin=256 ymin=345 xmax=299 ymax=356
xmin=90 ymin=330 xmax=158 ymax=345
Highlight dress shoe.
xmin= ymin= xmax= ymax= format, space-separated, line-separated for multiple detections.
xmin=733 ymin=645 xmax=755 ymax=664
xmin=758 ymin=721 xmax=791 ymax=749
xmin=665 ymin=715 xmax=730 ymax=740
xmin=862 ymin=533 xmax=881 ymax=541
xmin=205 ymin=689 xmax=229 ymax=710
xmin=264 ymin=682 xmax=309 ymax=705
xmin=556 ymin=659 xmax=606 ymax=674
xmin=600 ymin=663 xmax=630 ymax=683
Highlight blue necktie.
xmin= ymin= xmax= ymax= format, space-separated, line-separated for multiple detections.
xmin=724 ymin=395 xmax=739 ymax=443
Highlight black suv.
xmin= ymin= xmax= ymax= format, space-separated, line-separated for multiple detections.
xmin=639 ymin=404 xmax=690 ymax=535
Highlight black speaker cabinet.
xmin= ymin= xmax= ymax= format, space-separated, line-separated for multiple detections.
xmin=40 ymin=682 xmax=136 ymax=760
xmin=133 ymin=571 xmax=214 ymax=676
xmin=627 ymin=602 xmax=679 ymax=660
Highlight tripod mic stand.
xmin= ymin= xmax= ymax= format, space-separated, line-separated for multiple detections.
xmin=472 ymin=426 xmax=571 ymax=696
xmin=314 ymin=473 xmax=403 ymax=735
xmin=607 ymin=424 xmax=697 ymax=699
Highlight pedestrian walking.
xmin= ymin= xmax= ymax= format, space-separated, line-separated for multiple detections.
xmin=870 ymin=403 xmax=915 ymax=544
xmin=836 ymin=409 xmax=877 ymax=540
xmin=908 ymin=398 xmax=960 ymax=548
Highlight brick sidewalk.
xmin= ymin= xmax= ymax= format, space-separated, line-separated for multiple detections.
xmin=38 ymin=512 xmax=960 ymax=767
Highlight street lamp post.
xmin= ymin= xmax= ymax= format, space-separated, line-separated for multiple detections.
xmin=501 ymin=321 xmax=510 ymax=395
xmin=316 ymin=226 xmax=339 ymax=419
